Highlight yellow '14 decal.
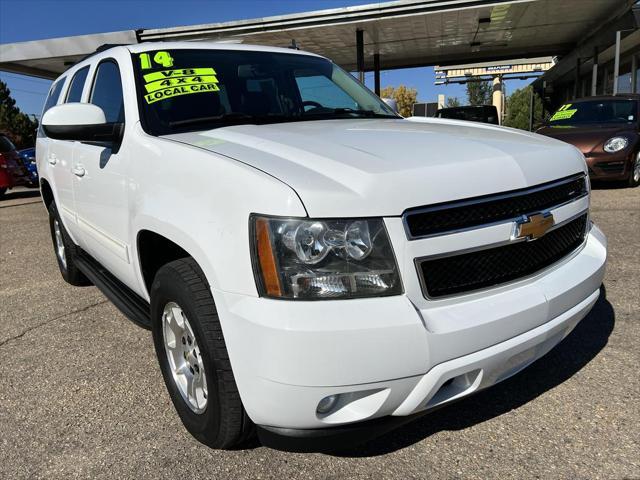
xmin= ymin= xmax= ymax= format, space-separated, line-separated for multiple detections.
xmin=139 ymin=51 xmax=175 ymax=69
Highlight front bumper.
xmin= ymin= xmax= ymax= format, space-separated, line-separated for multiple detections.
xmin=256 ymin=287 xmax=599 ymax=452
xmin=213 ymin=224 xmax=606 ymax=444
xmin=586 ymin=150 xmax=634 ymax=181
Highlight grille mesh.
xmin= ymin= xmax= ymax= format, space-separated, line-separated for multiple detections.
xmin=405 ymin=176 xmax=587 ymax=238
xmin=419 ymin=214 xmax=588 ymax=298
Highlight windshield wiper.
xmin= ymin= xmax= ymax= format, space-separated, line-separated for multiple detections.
xmin=305 ymin=107 xmax=397 ymax=118
xmin=169 ymin=112 xmax=254 ymax=127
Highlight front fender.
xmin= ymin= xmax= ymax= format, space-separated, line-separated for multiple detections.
xmin=128 ymin=129 xmax=306 ymax=300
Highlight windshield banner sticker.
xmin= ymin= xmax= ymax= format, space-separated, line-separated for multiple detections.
xmin=141 ymin=67 xmax=220 ymax=104
xmin=550 ymin=103 xmax=578 ymax=121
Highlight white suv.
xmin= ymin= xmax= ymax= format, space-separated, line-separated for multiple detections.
xmin=38 ymin=42 xmax=607 ymax=451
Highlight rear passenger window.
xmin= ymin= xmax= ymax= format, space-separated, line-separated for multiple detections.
xmin=90 ymin=60 xmax=124 ymax=123
xmin=42 ymin=80 xmax=65 ymax=114
xmin=65 ymin=66 xmax=89 ymax=103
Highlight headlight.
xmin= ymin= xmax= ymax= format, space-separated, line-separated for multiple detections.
xmin=603 ymin=136 xmax=629 ymax=153
xmin=251 ymin=216 xmax=402 ymax=299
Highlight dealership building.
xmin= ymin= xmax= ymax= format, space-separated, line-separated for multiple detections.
xmin=0 ymin=0 xmax=638 ymax=117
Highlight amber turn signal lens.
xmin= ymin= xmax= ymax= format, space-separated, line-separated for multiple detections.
xmin=255 ymin=217 xmax=282 ymax=297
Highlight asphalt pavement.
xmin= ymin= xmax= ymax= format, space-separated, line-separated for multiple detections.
xmin=0 ymin=185 xmax=638 ymax=479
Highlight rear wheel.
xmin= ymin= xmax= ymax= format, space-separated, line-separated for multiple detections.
xmin=628 ymin=151 xmax=640 ymax=187
xmin=150 ymin=258 xmax=253 ymax=449
xmin=47 ymin=202 xmax=91 ymax=286
xmin=0 ymin=187 xmax=6 ymax=199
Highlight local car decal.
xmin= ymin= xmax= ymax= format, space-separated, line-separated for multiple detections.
xmin=139 ymin=52 xmax=220 ymax=104
xmin=550 ymin=103 xmax=578 ymax=121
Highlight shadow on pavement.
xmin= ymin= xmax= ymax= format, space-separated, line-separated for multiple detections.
xmin=590 ymin=180 xmax=630 ymax=190
xmin=333 ymin=285 xmax=614 ymax=457
xmin=0 ymin=188 xmax=41 ymax=201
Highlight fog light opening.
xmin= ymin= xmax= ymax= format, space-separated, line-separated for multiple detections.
xmin=316 ymin=394 xmax=340 ymax=415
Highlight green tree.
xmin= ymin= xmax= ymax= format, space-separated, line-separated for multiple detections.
xmin=466 ymin=80 xmax=493 ymax=106
xmin=0 ymin=80 xmax=39 ymax=149
xmin=445 ymin=96 xmax=462 ymax=108
xmin=503 ymin=85 xmax=545 ymax=131
xmin=380 ymin=85 xmax=418 ymax=117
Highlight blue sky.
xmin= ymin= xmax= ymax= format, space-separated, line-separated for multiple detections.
xmin=0 ymin=0 xmax=532 ymax=117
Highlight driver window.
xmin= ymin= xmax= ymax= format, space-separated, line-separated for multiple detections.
xmin=90 ymin=60 xmax=124 ymax=123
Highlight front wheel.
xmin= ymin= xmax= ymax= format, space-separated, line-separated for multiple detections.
xmin=150 ymin=258 xmax=253 ymax=449
xmin=628 ymin=151 xmax=640 ymax=187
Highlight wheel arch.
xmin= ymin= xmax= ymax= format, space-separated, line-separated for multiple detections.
xmin=40 ymin=177 xmax=55 ymax=208
xmin=137 ymin=229 xmax=192 ymax=294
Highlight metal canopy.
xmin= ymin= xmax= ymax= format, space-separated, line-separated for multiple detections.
xmin=0 ymin=0 xmax=634 ymax=79
xmin=0 ymin=31 xmax=138 ymax=78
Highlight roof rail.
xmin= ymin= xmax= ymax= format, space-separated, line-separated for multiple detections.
xmin=77 ymin=43 xmax=131 ymax=63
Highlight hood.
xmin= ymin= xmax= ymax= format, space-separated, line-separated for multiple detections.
xmin=165 ymin=118 xmax=586 ymax=217
xmin=537 ymin=124 xmax=636 ymax=155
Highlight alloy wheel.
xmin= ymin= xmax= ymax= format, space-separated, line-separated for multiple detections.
xmin=53 ymin=219 xmax=67 ymax=270
xmin=162 ymin=302 xmax=208 ymax=413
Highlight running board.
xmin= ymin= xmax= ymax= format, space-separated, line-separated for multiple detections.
xmin=75 ymin=251 xmax=151 ymax=330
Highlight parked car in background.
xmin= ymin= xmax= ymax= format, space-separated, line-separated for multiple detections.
xmin=435 ymin=105 xmax=500 ymax=125
xmin=18 ymin=147 xmax=39 ymax=186
xmin=537 ymin=95 xmax=640 ymax=187
xmin=0 ymin=134 xmax=32 ymax=198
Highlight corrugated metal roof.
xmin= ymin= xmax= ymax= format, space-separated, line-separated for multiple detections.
xmin=0 ymin=0 xmax=633 ymax=79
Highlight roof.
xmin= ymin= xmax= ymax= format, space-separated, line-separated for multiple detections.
xmin=125 ymin=41 xmax=322 ymax=57
xmin=0 ymin=0 xmax=635 ymax=79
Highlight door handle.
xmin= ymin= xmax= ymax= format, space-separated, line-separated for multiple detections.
xmin=72 ymin=164 xmax=86 ymax=177
xmin=48 ymin=154 xmax=57 ymax=165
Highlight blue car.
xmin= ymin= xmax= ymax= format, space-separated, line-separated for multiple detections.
xmin=18 ymin=147 xmax=38 ymax=187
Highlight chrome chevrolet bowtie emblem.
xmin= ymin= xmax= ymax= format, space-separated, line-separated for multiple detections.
xmin=515 ymin=213 xmax=554 ymax=241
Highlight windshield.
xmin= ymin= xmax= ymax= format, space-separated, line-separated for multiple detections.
xmin=548 ymin=99 xmax=638 ymax=126
xmin=436 ymin=106 xmax=499 ymax=124
xmin=133 ymin=49 xmax=398 ymax=135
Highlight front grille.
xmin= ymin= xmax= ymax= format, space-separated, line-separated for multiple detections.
xmin=418 ymin=214 xmax=588 ymax=298
xmin=404 ymin=175 xmax=587 ymax=238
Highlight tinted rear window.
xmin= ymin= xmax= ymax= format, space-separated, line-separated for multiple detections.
xmin=66 ymin=66 xmax=90 ymax=103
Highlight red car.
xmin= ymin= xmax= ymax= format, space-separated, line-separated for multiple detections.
xmin=0 ymin=134 xmax=33 ymax=198
xmin=537 ymin=95 xmax=640 ymax=187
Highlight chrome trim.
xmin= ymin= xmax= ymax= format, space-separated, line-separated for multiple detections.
xmin=402 ymin=173 xmax=587 ymax=241
xmin=414 ymin=209 xmax=588 ymax=262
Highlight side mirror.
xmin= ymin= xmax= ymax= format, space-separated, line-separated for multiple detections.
xmin=42 ymin=103 xmax=123 ymax=145
xmin=382 ymin=98 xmax=398 ymax=113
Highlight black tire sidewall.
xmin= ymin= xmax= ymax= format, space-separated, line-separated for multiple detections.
xmin=150 ymin=265 xmax=224 ymax=446
xmin=629 ymin=153 xmax=640 ymax=187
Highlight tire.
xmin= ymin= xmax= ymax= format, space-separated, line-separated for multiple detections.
xmin=628 ymin=151 xmax=640 ymax=187
xmin=48 ymin=202 xmax=91 ymax=286
xmin=0 ymin=187 xmax=6 ymax=199
xmin=150 ymin=258 xmax=253 ymax=449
